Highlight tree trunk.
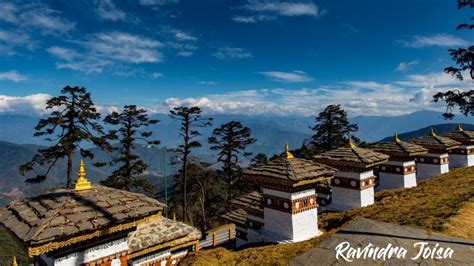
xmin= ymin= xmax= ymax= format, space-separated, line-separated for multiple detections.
xmin=67 ymin=152 xmax=73 ymax=188
xmin=183 ymin=155 xmax=188 ymax=222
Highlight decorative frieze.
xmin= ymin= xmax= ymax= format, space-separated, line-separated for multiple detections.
xmin=331 ymin=176 xmax=375 ymax=190
xmin=263 ymin=194 xmax=318 ymax=214
xmin=416 ymin=156 xmax=448 ymax=165
xmin=449 ymin=147 xmax=474 ymax=155
xmin=379 ymin=164 xmax=416 ymax=175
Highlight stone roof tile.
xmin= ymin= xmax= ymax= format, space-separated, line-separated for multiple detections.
xmin=243 ymin=156 xmax=336 ymax=185
xmin=0 ymin=185 xmax=165 ymax=245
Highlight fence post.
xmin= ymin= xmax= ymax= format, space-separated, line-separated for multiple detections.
xmin=212 ymin=232 xmax=217 ymax=247
xmin=229 ymin=225 xmax=233 ymax=239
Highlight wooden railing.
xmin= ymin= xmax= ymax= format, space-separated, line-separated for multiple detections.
xmin=198 ymin=224 xmax=236 ymax=249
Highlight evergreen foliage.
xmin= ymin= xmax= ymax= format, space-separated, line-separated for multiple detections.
xmin=19 ymin=86 xmax=110 ymax=188
xmin=99 ymin=105 xmax=160 ymax=194
xmin=169 ymin=106 xmax=212 ymax=222
xmin=308 ymin=104 xmax=358 ymax=153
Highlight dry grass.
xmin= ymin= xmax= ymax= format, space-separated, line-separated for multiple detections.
xmin=182 ymin=166 xmax=474 ymax=265
xmin=443 ymin=199 xmax=474 ymax=239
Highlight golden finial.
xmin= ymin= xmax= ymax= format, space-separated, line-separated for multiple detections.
xmin=173 ymin=212 xmax=176 ymax=221
xmin=12 ymin=256 xmax=18 ymax=266
xmin=73 ymin=160 xmax=93 ymax=191
xmin=430 ymin=127 xmax=437 ymax=136
xmin=284 ymin=142 xmax=294 ymax=159
xmin=393 ymin=132 xmax=401 ymax=143
xmin=456 ymin=123 xmax=464 ymax=132
xmin=346 ymin=136 xmax=356 ymax=148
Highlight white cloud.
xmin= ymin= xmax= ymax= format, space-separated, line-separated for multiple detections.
xmin=0 ymin=94 xmax=51 ymax=115
xmin=47 ymin=32 xmax=164 ymax=74
xmin=138 ymin=0 xmax=179 ymax=6
xmin=172 ymin=30 xmax=197 ymax=41
xmin=244 ymin=1 xmax=320 ymax=17
xmin=177 ymin=51 xmax=193 ymax=57
xmin=20 ymin=5 xmax=75 ymax=35
xmin=198 ymin=81 xmax=217 ymax=85
xmin=212 ymin=47 xmax=252 ymax=59
xmin=96 ymin=0 xmax=126 ymax=21
xmin=400 ymin=34 xmax=469 ymax=48
xmin=395 ymin=59 xmax=420 ymax=71
xmin=86 ymin=32 xmax=163 ymax=63
xmin=259 ymin=71 xmax=313 ymax=83
xmin=232 ymin=15 xmax=275 ymax=23
xmin=153 ymin=71 xmax=473 ymax=116
xmin=0 ymin=2 xmax=17 ymax=23
xmin=0 ymin=70 xmax=27 ymax=82
xmin=0 ymin=2 xmax=74 ymax=55
xmin=151 ymin=72 xmax=164 ymax=79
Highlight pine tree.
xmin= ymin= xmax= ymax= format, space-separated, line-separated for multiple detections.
xmin=208 ymin=121 xmax=256 ymax=199
xmin=434 ymin=1 xmax=473 ymax=119
xmin=309 ymin=104 xmax=358 ymax=153
xmin=251 ymin=153 xmax=268 ymax=166
xmin=19 ymin=86 xmax=110 ymax=188
xmin=169 ymin=106 xmax=212 ymax=222
xmin=99 ymin=105 xmax=160 ymax=193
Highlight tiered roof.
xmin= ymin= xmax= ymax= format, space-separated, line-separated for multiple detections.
xmin=314 ymin=138 xmax=389 ymax=169
xmin=0 ymin=160 xmax=200 ymax=258
xmin=230 ymin=191 xmax=263 ymax=217
xmin=442 ymin=124 xmax=474 ymax=145
xmin=128 ymin=217 xmax=201 ymax=253
xmin=243 ymin=144 xmax=336 ymax=187
xmin=370 ymin=133 xmax=428 ymax=157
xmin=221 ymin=209 xmax=248 ymax=228
xmin=411 ymin=128 xmax=460 ymax=152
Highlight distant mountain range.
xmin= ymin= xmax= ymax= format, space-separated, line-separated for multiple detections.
xmin=0 ymin=141 xmax=180 ymax=206
xmin=379 ymin=123 xmax=474 ymax=142
xmin=1 ymin=110 xmax=472 ymax=154
xmin=1 ymin=109 xmax=473 ymax=206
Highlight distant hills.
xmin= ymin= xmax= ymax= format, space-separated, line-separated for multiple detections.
xmin=379 ymin=123 xmax=474 ymax=142
xmin=0 ymin=141 xmax=180 ymax=206
xmin=1 ymin=110 xmax=473 ymax=155
xmin=1 ymin=109 xmax=473 ymax=206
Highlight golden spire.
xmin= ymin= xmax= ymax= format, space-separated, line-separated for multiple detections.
xmin=456 ymin=123 xmax=464 ymax=132
xmin=346 ymin=136 xmax=356 ymax=148
xmin=393 ymin=132 xmax=401 ymax=143
xmin=430 ymin=127 xmax=437 ymax=136
xmin=284 ymin=142 xmax=294 ymax=159
xmin=73 ymin=160 xmax=93 ymax=191
xmin=12 ymin=256 xmax=18 ymax=266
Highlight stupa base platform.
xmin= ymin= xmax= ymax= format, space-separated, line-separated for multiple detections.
xmin=449 ymin=154 xmax=474 ymax=168
xmin=377 ymin=172 xmax=417 ymax=191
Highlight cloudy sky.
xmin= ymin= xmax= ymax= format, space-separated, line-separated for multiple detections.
xmin=0 ymin=0 xmax=473 ymax=117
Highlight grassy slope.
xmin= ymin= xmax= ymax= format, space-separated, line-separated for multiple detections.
xmin=182 ymin=166 xmax=474 ymax=265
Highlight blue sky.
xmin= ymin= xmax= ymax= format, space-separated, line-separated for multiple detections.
xmin=0 ymin=0 xmax=473 ymax=117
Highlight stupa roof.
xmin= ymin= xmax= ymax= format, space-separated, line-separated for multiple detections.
xmin=442 ymin=124 xmax=474 ymax=144
xmin=314 ymin=138 xmax=389 ymax=169
xmin=243 ymin=144 xmax=336 ymax=186
xmin=370 ymin=133 xmax=428 ymax=157
xmin=0 ymin=161 xmax=166 ymax=253
xmin=230 ymin=191 xmax=263 ymax=217
xmin=411 ymin=128 xmax=461 ymax=152
xmin=127 ymin=217 xmax=201 ymax=253
xmin=221 ymin=209 xmax=247 ymax=228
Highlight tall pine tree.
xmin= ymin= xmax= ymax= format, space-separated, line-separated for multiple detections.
xmin=99 ymin=105 xmax=160 ymax=194
xmin=208 ymin=121 xmax=256 ymax=199
xmin=434 ymin=0 xmax=473 ymax=119
xmin=309 ymin=104 xmax=358 ymax=153
xmin=169 ymin=106 xmax=212 ymax=222
xmin=20 ymin=86 xmax=110 ymax=188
